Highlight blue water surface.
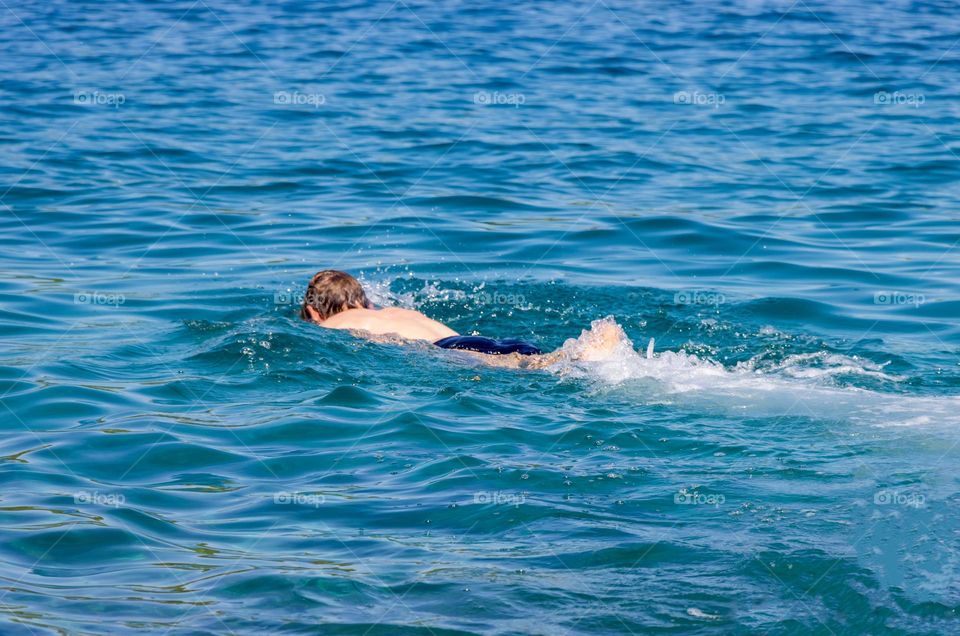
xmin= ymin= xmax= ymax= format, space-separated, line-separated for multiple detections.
xmin=2 ymin=0 xmax=960 ymax=633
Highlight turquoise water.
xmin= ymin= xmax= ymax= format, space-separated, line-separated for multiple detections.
xmin=3 ymin=0 xmax=960 ymax=633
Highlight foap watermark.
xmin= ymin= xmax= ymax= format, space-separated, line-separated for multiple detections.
xmin=674 ymin=489 xmax=725 ymax=507
xmin=874 ymin=91 xmax=924 ymax=108
xmin=874 ymin=489 xmax=925 ymax=508
xmin=274 ymin=90 xmax=326 ymax=108
xmin=674 ymin=290 xmax=726 ymax=306
xmin=473 ymin=491 xmax=526 ymax=505
xmin=274 ymin=289 xmax=305 ymax=306
xmin=74 ymin=491 xmax=125 ymax=507
xmin=74 ymin=90 xmax=125 ymax=108
xmin=74 ymin=291 xmax=125 ymax=306
xmin=475 ymin=290 xmax=526 ymax=307
xmin=274 ymin=491 xmax=325 ymax=507
xmin=674 ymin=90 xmax=725 ymax=108
xmin=473 ymin=91 xmax=525 ymax=108
xmin=873 ymin=291 xmax=925 ymax=308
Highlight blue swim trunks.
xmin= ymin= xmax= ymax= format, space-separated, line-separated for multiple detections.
xmin=434 ymin=335 xmax=542 ymax=356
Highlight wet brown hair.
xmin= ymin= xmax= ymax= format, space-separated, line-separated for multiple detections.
xmin=300 ymin=270 xmax=370 ymax=321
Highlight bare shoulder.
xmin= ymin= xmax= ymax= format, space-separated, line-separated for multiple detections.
xmin=320 ymin=308 xmax=373 ymax=329
xmin=320 ymin=306 xmax=456 ymax=341
xmin=379 ymin=307 xmax=423 ymax=318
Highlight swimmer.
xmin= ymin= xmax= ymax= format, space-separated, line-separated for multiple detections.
xmin=300 ymin=270 xmax=627 ymax=369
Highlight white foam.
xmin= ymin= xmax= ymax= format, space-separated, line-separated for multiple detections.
xmin=737 ymin=351 xmax=906 ymax=382
xmin=545 ymin=318 xmax=960 ymax=427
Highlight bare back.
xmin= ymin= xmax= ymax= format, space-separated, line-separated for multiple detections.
xmin=319 ymin=307 xmax=458 ymax=342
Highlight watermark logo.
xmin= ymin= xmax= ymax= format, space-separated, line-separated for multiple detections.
xmin=674 ymin=490 xmax=725 ymax=506
xmin=74 ymin=491 xmax=125 ymax=507
xmin=473 ymin=91 xmax=525 ymax=108
xmin=674 ymin=290 xmax=726 ymax=306
xmin=874 ymin=489 xmax=924 ymax=508
xmin=475 ymin=291 xmax=526 ymax=306
xmin=473 ymin=491 xmax=526 ymax=505
xmin=274 ymin=91 xmax=325 ymax=108
xmin=274 ymin=290 xmax=305 ymax=306
xmin=873 ymin=291 xmax=925 ymax=307
xmin=74 ymin=90 xmax=125 ymax=108
xmin=874 ymin=91 xmax=924 ymax=108
xmin=673 ymin=90 xmax=725 ymax=108
xmin=274 ymin=491 xmax=325 ymax=507
xmin=74 ymin=291 xmax=125 ymax=306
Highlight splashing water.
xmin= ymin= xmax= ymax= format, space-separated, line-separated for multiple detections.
xmin=545 ymin=319 xmax=960 ymax=427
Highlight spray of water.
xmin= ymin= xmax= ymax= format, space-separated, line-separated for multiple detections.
xmin=545 ymin=318 xmax=958 ymax=427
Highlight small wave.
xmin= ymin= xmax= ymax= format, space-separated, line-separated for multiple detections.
xmin=402 ymin=194 xmax=543 ymax=211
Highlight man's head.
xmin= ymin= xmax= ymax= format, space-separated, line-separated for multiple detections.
xmin=301 ymin=270 xmax=371 ymax=322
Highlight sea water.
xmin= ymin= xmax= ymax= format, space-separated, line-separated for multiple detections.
xmin=2 ymin=0 xmax=960 ymax=633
